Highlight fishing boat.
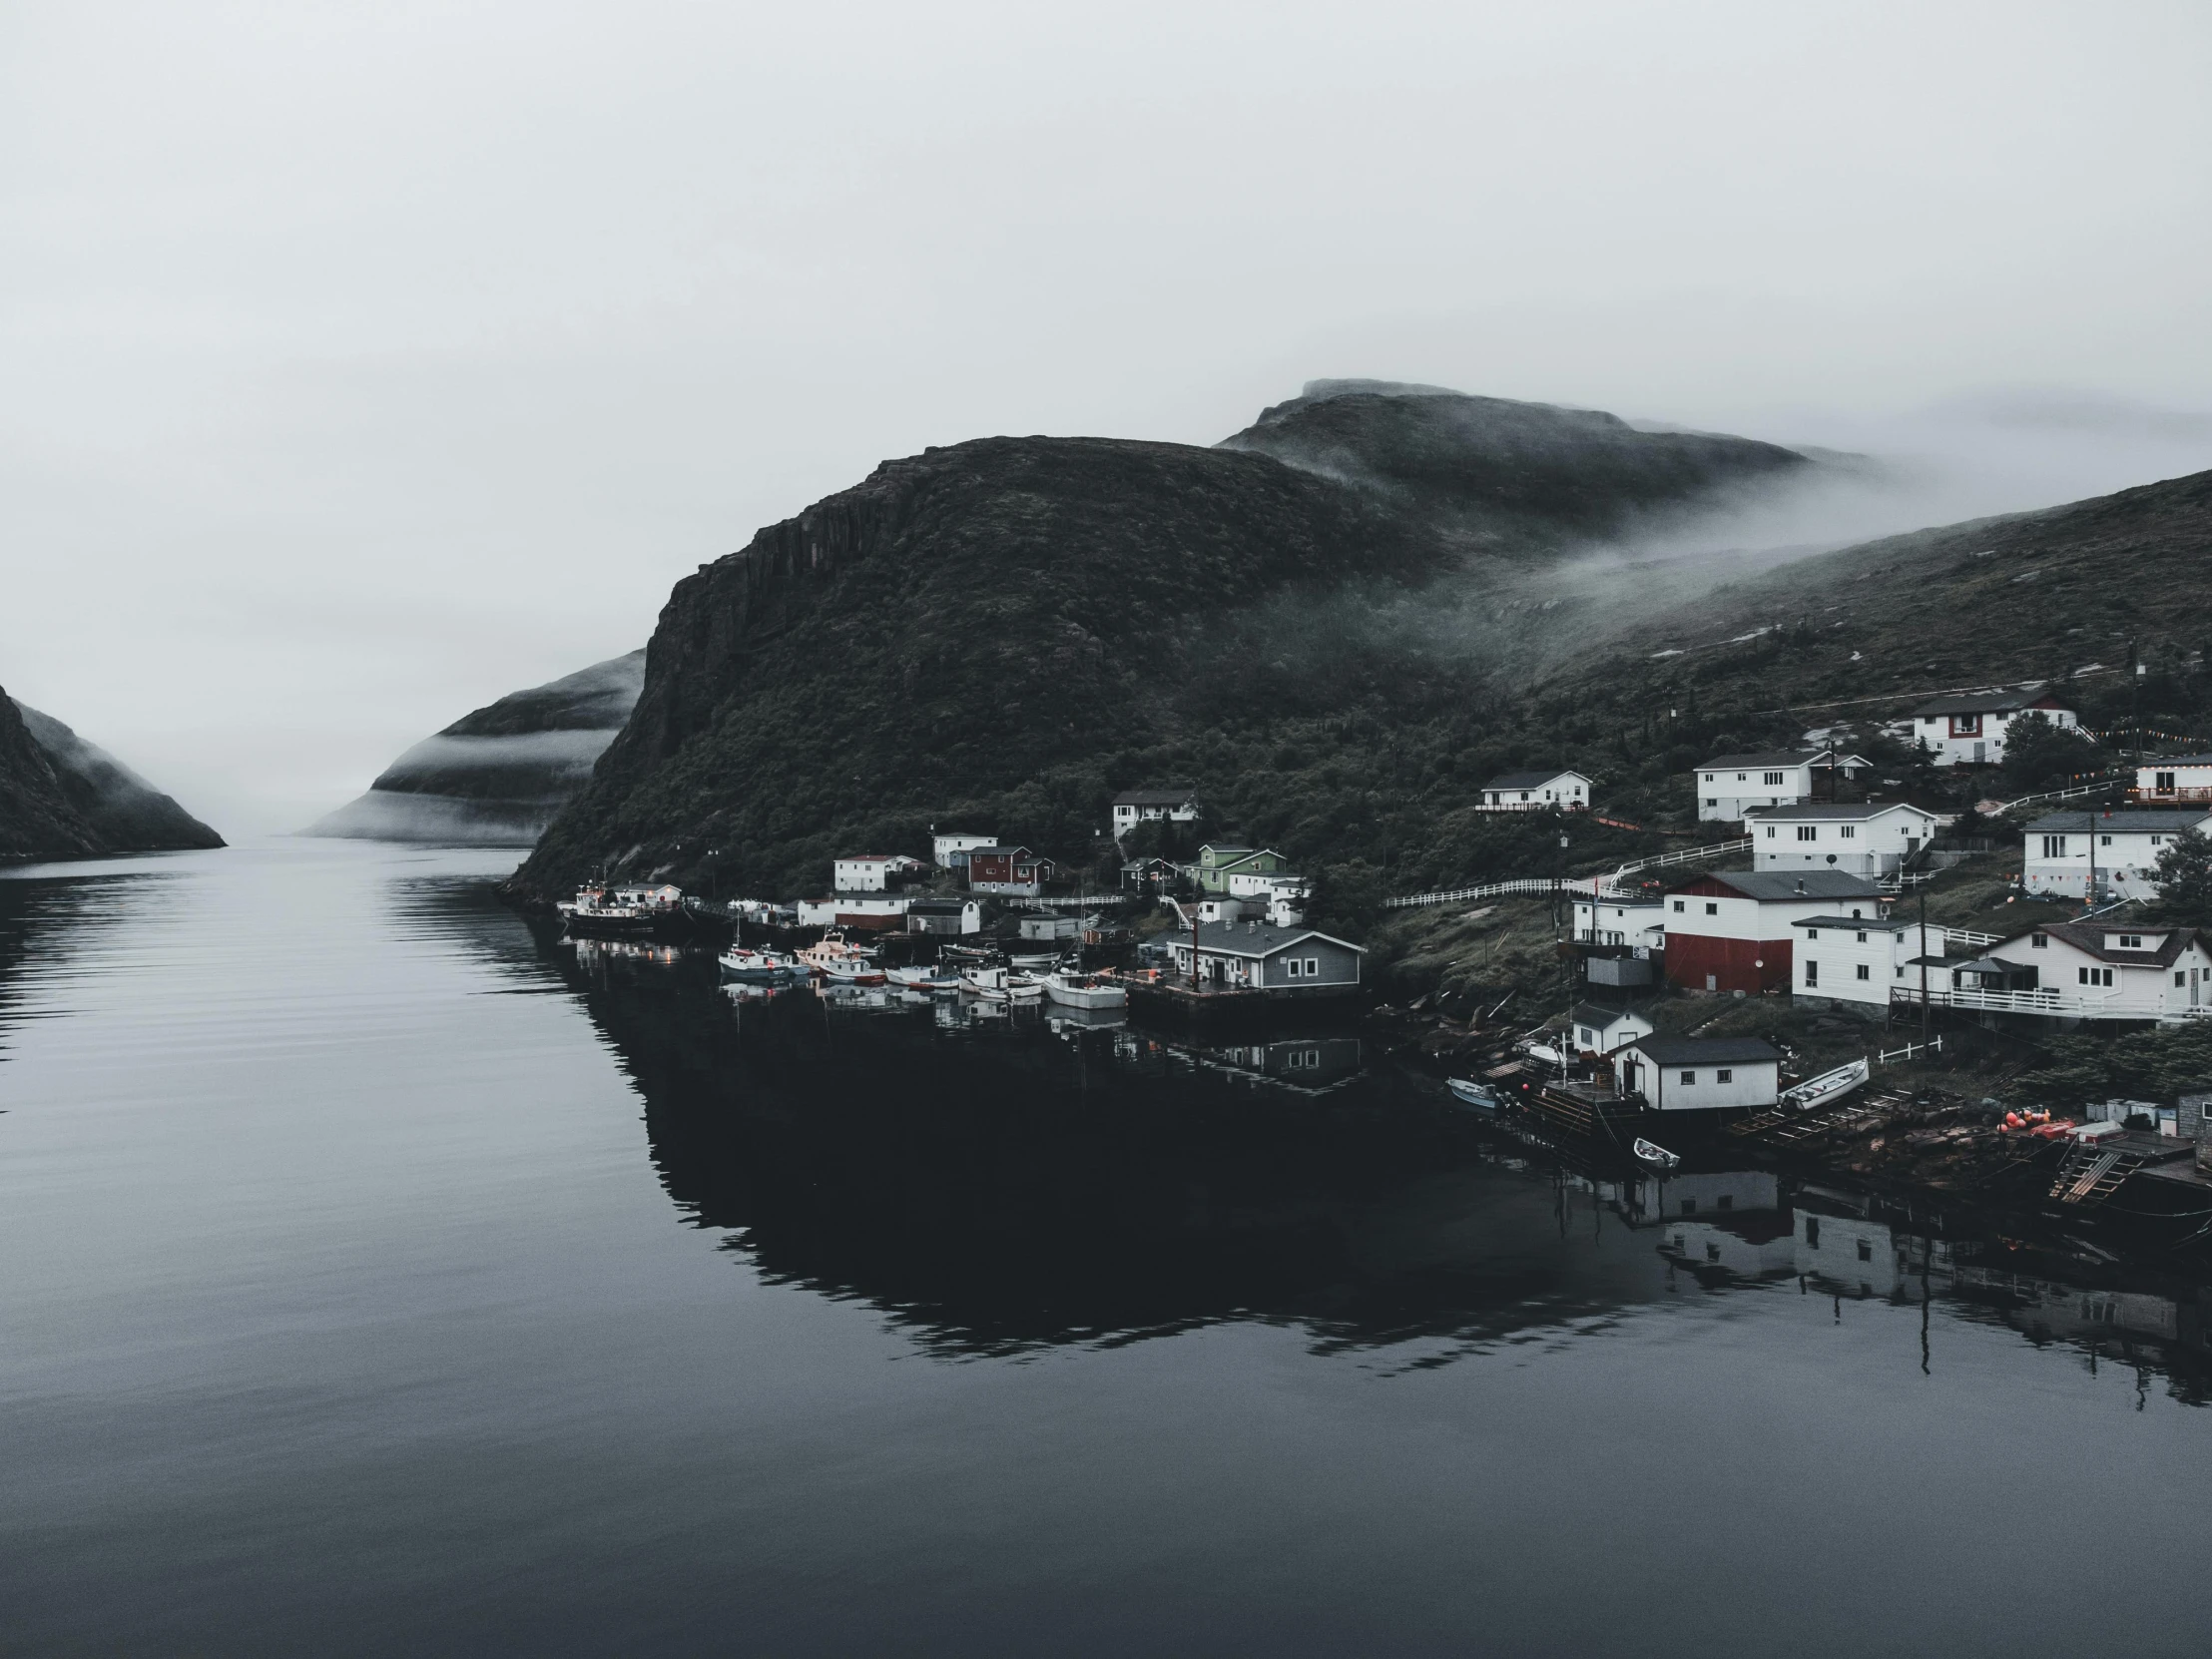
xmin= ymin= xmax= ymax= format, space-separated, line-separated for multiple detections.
xmin=1779 ymin=1056 xmax=1870 ymax=1112
xmin=1042 ymin=970 xmax=1126 ymax=1010
xmin=960 ymin=965 xmax=1043 ymax=1002
xmin=1445 ymin=1077 xmax=1503 ymax=1112
xmin=795 ymin=927 xmax=885 ymax=984
xmin=718 ymin=946 xmax=808 ymax=983
xmin=885 ymin=964 xmax=961 ymax=991
xmin=1633 ymin=1137 xmax=1682 ymax=1170
xmin=560 ymin=881 xmax=686 ymax=939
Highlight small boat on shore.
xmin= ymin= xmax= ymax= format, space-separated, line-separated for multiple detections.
xmin=1779 ymin=1056 xmax=1870 ymax=1112
xmin=1633 ymin=1137 xmax=1682 ymax=1170
xmin=1445 ymin=1077 xmax=1503 ymax=1112
xmin=1042 ymin=971 xmax=1126 ymax=1010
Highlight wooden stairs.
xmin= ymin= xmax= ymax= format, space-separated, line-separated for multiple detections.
xmin=2049 ymin=1141 xmax=2154 ymax=1207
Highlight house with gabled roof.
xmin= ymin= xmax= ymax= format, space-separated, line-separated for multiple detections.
xmin=1748 ymin=801 xmax=1941 ymax=875
xmin=1909 ymin=684 xmax=2076 ymax=766
xmin=1613 ymin=1036 xmax=1783 ymax=1111
xmin=1568 ymin=1002 xmax=1654 ymax=1056
xmin=1476 ymin=769 xmax=1591 ymax=812
xmin=2024 ymin=808 xmax=2212 ymax=900
xmin=2134 ymin=755 xmax=2212 ymax=805
xmin=1110 ymin=787 xmax=1201 ymax=834
xmin=1659 ymin=869 xmax=1886 ymax=995
xmin=1190 ymin=844 xmax=1290 ymax=894
xmin=1166 ymin=918 xmax=1366 ymax=994
xmin=1693 ymin=750 xmax=1868 ymax=823
xmin=1901 ymin=919 xmax=2212 ymax=1024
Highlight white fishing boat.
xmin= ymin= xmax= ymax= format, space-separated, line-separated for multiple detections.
xmin=1445 ymin=1077 xmax=1502 ymax=1112
xmin=1042 ymin=971 xmax=1126 ymax=1010
xmin=1633 ymin=1137 xmax=1682 ymax=1170
xmin=885 ymin=964 xmax=960 ymax=991
xmin=960 ymin=965 xmax=1043 ymax=1002
xmin=718 ymin=946 xmax=807 ymax=983
xmin=797 ymin=928 xmax=885 ymax=985
xmin=1779 ymin=1056 xmax=1870 ymax=1112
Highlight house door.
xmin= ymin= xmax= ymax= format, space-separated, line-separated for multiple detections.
xmin=1972 ymin=741 xmax=1985 ymax=763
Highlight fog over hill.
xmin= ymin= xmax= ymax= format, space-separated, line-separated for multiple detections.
xmin=305 ymin=652 xmax=645 ymax=845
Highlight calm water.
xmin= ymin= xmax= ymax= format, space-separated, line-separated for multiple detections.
xmin=4 ymin=841 xmax=2210 ymax=1656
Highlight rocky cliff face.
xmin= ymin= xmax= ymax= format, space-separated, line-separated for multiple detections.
xmin=0 ymin=692 xmax=224 ymax=861
xmin=1219 ymin=380 xmax=1812 ymax=556
xmin=305 ymin=651 xmax=646 ymax=845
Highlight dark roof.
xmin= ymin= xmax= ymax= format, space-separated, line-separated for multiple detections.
xmin=1791 ymin=914 xmax=1911 ymax=930
xmin=1996 ymin=920 xmax=2206 ymax=969
xmin=1179 ymin=919 xmax=1366 ymax=958
xmin=905 ymin=897 xmax=976 ymax=913
xmin=2024 ymin=809 xmax=2212 ymax=834
xmin=968 ymin=844 xmax=1038 ymax=858
xmin=1485 ymin=769 xmax=1588 ymax=790
xmin=1698 ymin=751 xmax=1822 ymax=771
xmin=1624 ymin=1036 xmax=1784 ymax=1065
xmin=1112 ymin=787 xmax=1198 ymax=806
xmin=1681 ymin=869 xmax=1885 ymax=901
xmin=2142 ymin=755 xmax=2212 ymax=768
xmin=1746 ymin=801 xmax=1937 ymax=822
xmin=1910 ymin=685 xmax=2066 ymax=717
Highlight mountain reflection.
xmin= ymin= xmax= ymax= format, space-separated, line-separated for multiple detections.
xmin=522 ymin=926 xmax=2212 ymax=1392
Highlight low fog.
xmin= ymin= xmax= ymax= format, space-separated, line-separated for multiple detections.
xmin=2 ymin=2 xmax=2208 ymax=832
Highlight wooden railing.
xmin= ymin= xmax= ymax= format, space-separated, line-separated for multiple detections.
xmin=1385 ymin=837 xmax=1752 ymax=910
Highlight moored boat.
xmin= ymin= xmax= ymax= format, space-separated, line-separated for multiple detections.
xmin=797 ymin=928 xmax=886 ymax=985
xmin=1779 ymin=1056 xmax=1870 ymax=1112
xmin=718 ymin=946 xmax=808 ymax=983
xmin=1633 ymin=1137 xmax=1682 ymax=1170
xmin=1446 ymin=1077 xmax=1503 ymax=1112
xmin=1042 ymin=970 xmax=1127 ymax=1010
xmin=960 ymin=965 xmax=1043 ymax=1002
xmin=885 ymin=964 xmax=960 ymax=991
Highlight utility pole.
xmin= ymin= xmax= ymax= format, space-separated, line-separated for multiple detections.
xmin=1919 ymin=882 xmax=1930 ymax=1045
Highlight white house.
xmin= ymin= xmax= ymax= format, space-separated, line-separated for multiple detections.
xmin=1790 ymin=914 xmax=1943 ymax=1010
xmin=1573 ymin=895 xmax=1667 ymax=949
xmin=905 ymin=897 xmax=983 ymax=935
xmin=2135 ymin=755 xmax=2212 ymax=805
xmin=796 ymin=893 xmax=911 ymax=929
xmin=931 ymin=832 xmax=996 ymax=869
xmin=1476 ymin=769 xmax=1591 ymax=812
xmin=833 ymin=853 xmax=925 ymax=892
xmin=1908 ymin=686 xmax=2076 ymax=766
xmin=1110 ymin=788 xmax=1201 ymax=833
xmin=1568 ymin=1002 xmax=1654 ymax=1055
xmin=1693 ymin=751 xmax=1865 ymax=823
xmin=2022 ymin=809 xmax=2212 ymax=900
xmin=1613 ymin=1036 xmax=1782 ymax=1111
xmin=1747 ymin=801 xmax=1941 ymax=876
xmin=1905 ymin=920 xmax=2212 ymax=1024
xmin=1660 ymin=869 xmax=1887 ymax=996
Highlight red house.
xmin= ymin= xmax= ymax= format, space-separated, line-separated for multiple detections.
xmin=965 ymin=844 xmax=1055 ymax=896
xmin=1660 ymin=870 xmax=1885 ymax=995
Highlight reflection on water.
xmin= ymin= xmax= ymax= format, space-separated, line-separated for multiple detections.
xmin=535 ymin=914 xmax=2212 ymax=1390
xmin=7 ymin=844 xmax=2212 ymax=1657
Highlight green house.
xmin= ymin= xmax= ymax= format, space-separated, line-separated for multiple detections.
xmin=1192 ymin=844 xmax=1290 ymax=894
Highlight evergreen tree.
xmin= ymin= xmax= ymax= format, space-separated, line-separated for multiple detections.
xmin=2151 ymin=828 xmax=2212 ymax=927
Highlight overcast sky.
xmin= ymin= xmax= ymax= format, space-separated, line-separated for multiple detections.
xmin=4 ymin=1 xmax=2210 ymax=832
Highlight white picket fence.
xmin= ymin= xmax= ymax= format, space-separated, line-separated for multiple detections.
xmin=1384 ymin=837 xmax=1752 ymax=910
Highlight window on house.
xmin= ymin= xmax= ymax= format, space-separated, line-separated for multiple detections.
xmin=1764 ymin=772 xmax=1786 ymax=786
xmin=1736 ymin=773 xmax=1748 ymax=782
xmin=1703 ymin=774 xmax=1715 ymax=784
xmin=1840 ymin=826 xmax=1857 ymax=839
xmin=1680 ymin=1198 xmax=1697 ymax=1215
xmin=2102 ymin=834 xmax=2113 ymax=847
xmin=1304 ymin=957 xmax=1319 ymax=976
xmin=2152 ymin=835 xmax=2164 ymax=846
xmin=1705 ymin=798 xmax=1718 ymax=808
xmin=2032 ymin=933 xmax=2047 ymax=948
xmin=1716 ymin=1195 xmax=1733 ymax=1211
xmin=2078 ymin=967 xmax=2114 ymax=987
xmin=1806 ymin=1217 xmax=1822 ymax=1247
xmin=2156 ymin=772 xmax=2175 ymax=792
xmin=1705 ymin=902 xmax=1718 ymax=915
xmin=1805 ymin=960 xmax=1820 ymax=987
xmin=2119 ymin=934 xmax=2143 ymax=948
xmin=1680 ymin=1070 xmax=1697 ymax=1085
xmin=1856 ymin=931 xmax=1868 ymax=944
xmin=2040 ymin=836 xmax=2067 ymax=858
xmin=1857 ymin=964 xmax=1871 ymax=980
xmin=1806 ymin=927 xmax=1820 ymax=938
xmin=1707 ymin=1242 xmax=1722 ymax=1263
xmin=1766 ymin=826 xmax=1777 ymax=838
xmin=1857 ymin=1240 xmax=1873 ymax=1262
xmin=1717 ymin=1069 xmax=1733 ymax=1083
xmin=1797 ymin=826 xmax=1818 ymax=841
xmin=1673 ymin=900 xmax=1686 ymax=912
xmin=2177 ymin=973 xmax=2187 ymax=988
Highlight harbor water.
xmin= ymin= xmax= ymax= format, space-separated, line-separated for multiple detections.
xmin=4 ymin=840 xmax=2210 ymax=1656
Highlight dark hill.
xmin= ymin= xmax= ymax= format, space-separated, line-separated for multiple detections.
xmin=1219 ymin=380 xmax=1812 ymax=556
xmin=305 ymin=651 xmax=645 ymax=845
xmin=0 ymin=691 xmax=224 ymax=861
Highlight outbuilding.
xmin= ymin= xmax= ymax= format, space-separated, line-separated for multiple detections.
xmin=1613 ymin=1036 xmax=1783 ymax=1111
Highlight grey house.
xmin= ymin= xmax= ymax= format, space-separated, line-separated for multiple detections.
xmin=1167 ymin=919 xmax=1366 ymax=993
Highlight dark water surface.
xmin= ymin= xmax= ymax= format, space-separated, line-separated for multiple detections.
xmin=5 ymin=842 xmax=2211 ymax=1656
